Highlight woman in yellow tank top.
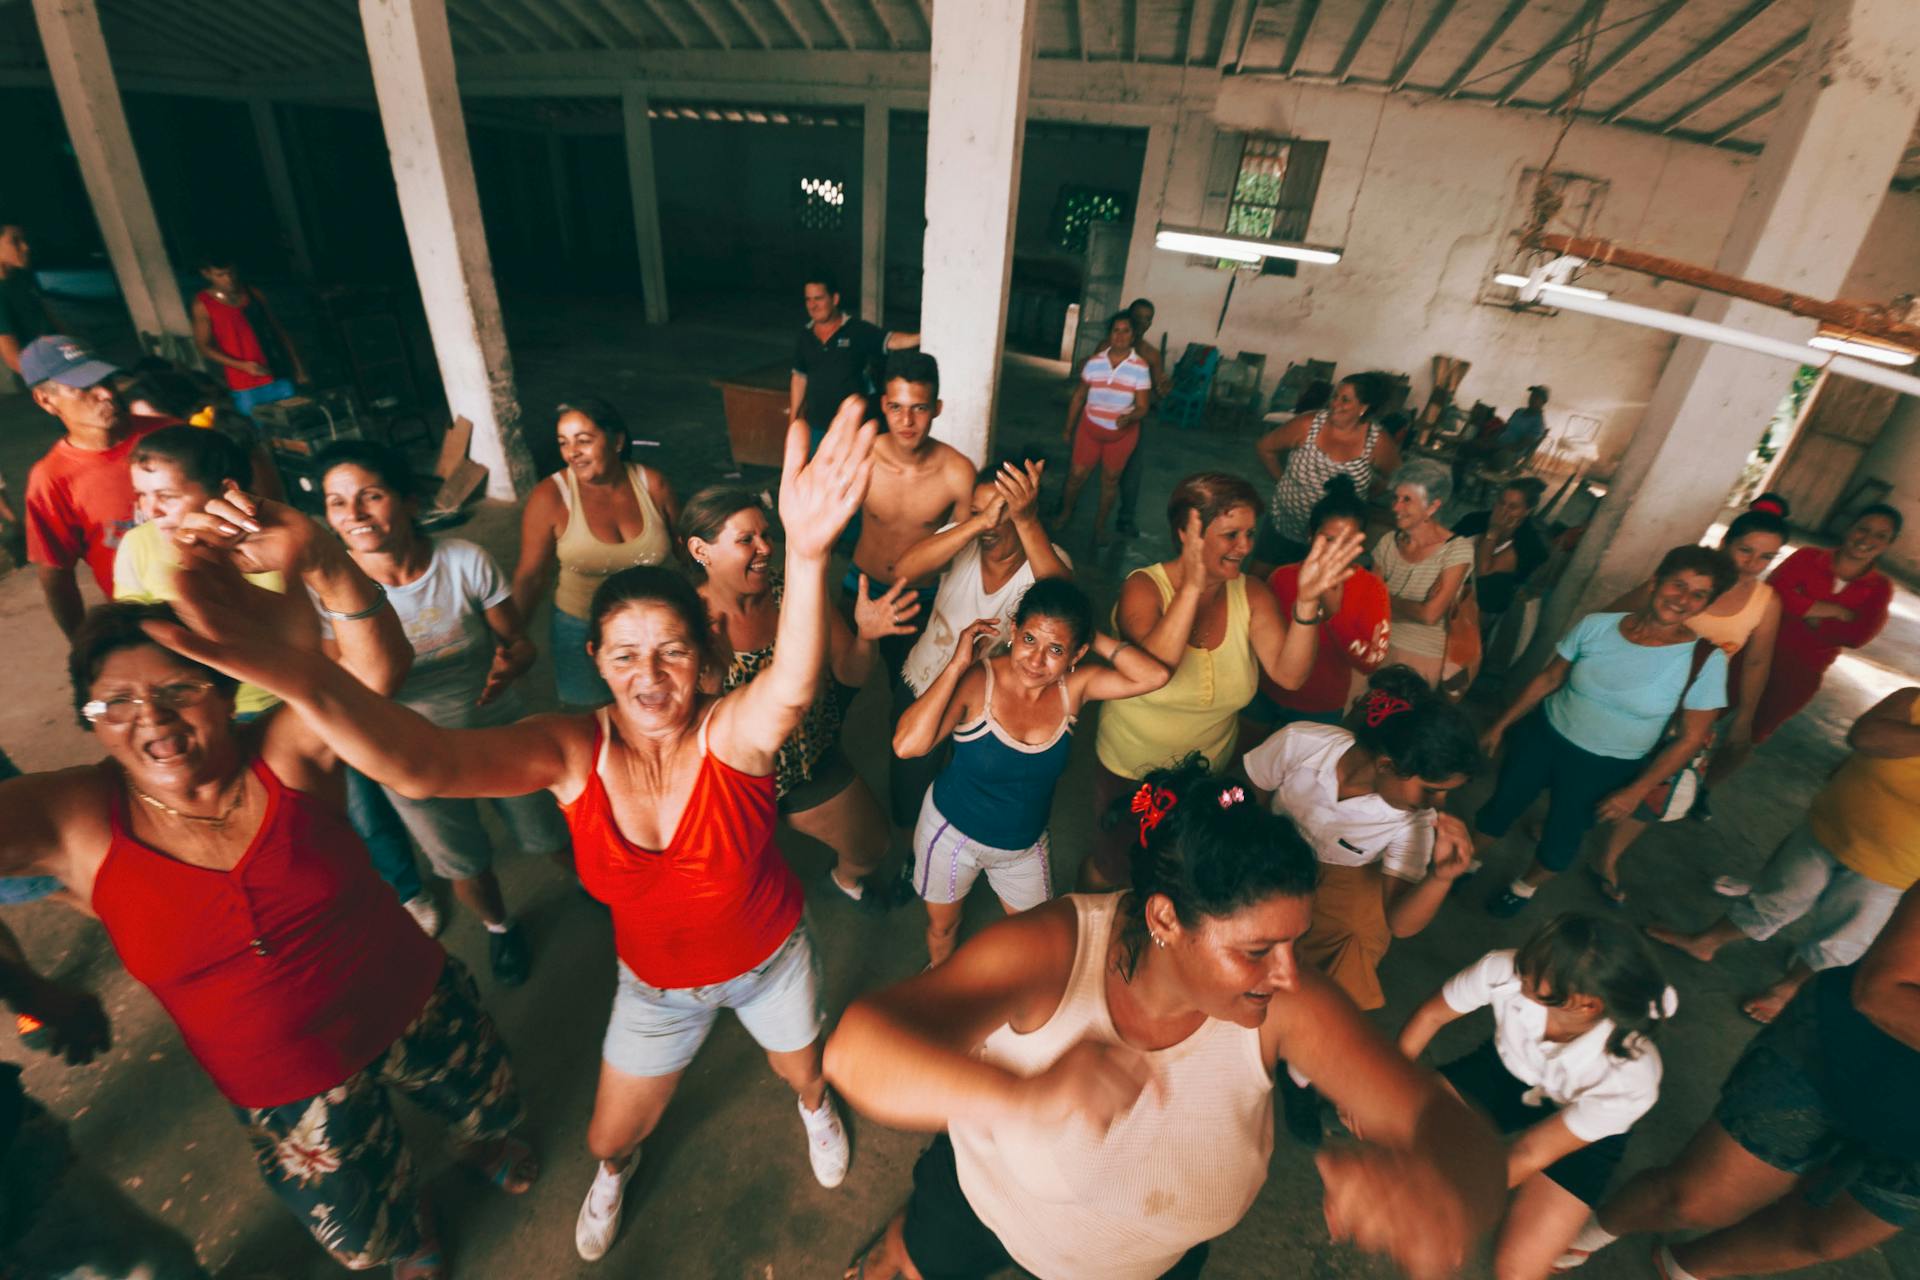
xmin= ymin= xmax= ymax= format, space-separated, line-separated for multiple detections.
xmin=1590 ymin=497 xmax=1789 ymax=901
xmin=510 ymin=399 xmax=680 ymax=708
xmin=1084 ymin=473 xmax=1362 ymax=889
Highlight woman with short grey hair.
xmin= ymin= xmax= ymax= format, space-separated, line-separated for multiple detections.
xmin=1373 ymin=459 xmax=1472 ymax=686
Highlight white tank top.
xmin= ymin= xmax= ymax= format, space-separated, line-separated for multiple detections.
xmin=949 ymin=893 xmax=1274 ymax=1279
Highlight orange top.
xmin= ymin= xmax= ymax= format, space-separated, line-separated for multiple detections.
xmin=562 ymin=708 xmax=803 ymax=987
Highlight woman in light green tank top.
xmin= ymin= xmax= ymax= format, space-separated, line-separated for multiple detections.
xmin=1084 ymin=472 xmax=1362 ymax=889
xmin=510 ymin=399 xmax=680 ymax=708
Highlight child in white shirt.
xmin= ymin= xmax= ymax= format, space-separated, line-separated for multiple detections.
xmin=1397 ymin=913 xmax=1677 ymax=1280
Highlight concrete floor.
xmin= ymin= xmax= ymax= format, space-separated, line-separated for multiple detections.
xmin=1 ymin=291 xmax=1916 ymax=1279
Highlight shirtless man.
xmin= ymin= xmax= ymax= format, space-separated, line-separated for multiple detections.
xmin=848 ymin=350 xmax=977 ymax=841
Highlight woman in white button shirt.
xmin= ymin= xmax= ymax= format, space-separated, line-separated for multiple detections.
xmin=1397 ymin=913 xmax=1675 ymax=1280
xmin=1243 ymin=664 xmax=1483 ymax=1016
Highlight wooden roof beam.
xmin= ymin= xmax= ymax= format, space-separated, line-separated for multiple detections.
xmin=719 ymin=0 xmax=775 ymax=48
xmin=1388 ymin=0 xmax=1457 ymax=91
xmin=1438 ymin=0 xmax=1528 ymax=97
xmin=815 ymin=0 xmax=861 ymax=50
xmin=1602 ymin=0 xmax=1776 ymax=124
xmin=1709 ymin=93 xmax=1780 ymax=145
xmin=1543 ymin=0 xmax=1686 ymax=112
xmin=765 ymin=0 xmax=814 ymax=47
xmin=450 ymin=0 xmax=549 ymax=51
xmin=496 ymin=0 xmax=588 ymax=47
xmin=863 ymin=0 xmax=901 ymax=50
xmin=1074 ymin=0 xmax=1092 ymax=59
xmin=1657 ymin=27 xmax=1805 ymax=134
xmin=1278 ymin=0 xmax=1320 ymax=77
xmin=549 ymin=0 xmax=631 ymax=48
xmin=441 ymin=1 xmax=522 ymax=55
xmin=1218 ymin=0 xmax=1255 ymax=72
xmin=1330 ymin=0 xmax=1387 ymax=82
xmin=629 ymin=0 xmax=693 ymax=47
xmin=261 ymin=0 xmax=369 ymax=63
xmin=678 ymin=0 xmax=733 ymax=48
xmin=1495 ymin=0 xmax=1606 ymax=107
xmin=585 ymin=0 xmax=652 ymax=45
xmin=98 ymin=1 xmax=250 ymax=76
xmin=140 ymin=0 xmax=305 ymax=71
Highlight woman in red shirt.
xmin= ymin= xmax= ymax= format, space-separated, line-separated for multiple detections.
xmin=1746 ymin=505 xmax=1899 ymax=747
xmin=1255 ymin=474 xmax=1391 ymax=727
xmin=154 ymin=401 xmax=879 ymax=1264
xmin=0 ymin=512 xmax=535 ymax=1279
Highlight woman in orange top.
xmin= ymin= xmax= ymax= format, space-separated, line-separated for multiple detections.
xmin=157 ymin=400 xmax=880 ymax=1265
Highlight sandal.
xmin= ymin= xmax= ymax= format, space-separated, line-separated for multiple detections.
xmin=466 ymin=1135 xmax=540 ymax=1195
xmin=392 ymin=1207 xmax=445 ymax=1280
xmin=1587 ymin=868 xmax=1627 ymax=907
xmin=843 ymin=1219 xmax=893 ymax=1280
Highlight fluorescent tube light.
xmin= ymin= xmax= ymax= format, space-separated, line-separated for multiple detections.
xmin=1807 ymin=334 xmax=1916 ymax=367
xmin=1153 ymin=225 xmax=1342 ymax=265
xmin=1494 ymin=272 xmax=1609 ymax=300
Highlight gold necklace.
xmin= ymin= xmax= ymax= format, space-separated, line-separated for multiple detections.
xmin=127 ymin=772 xmax=248 ymax=829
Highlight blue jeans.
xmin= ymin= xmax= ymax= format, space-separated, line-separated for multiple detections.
xmin=347 ymin=766 xmax=422 ymax=904
xmin=551 ymin=609 xmax=611 ymax=710
xmin=1474 ymin=709 xmax=1646 ymax=872
xmin=230 ymin=378 xmax=295 ymax=417
xmin=0 ymin=748 xmax=58 ymax=904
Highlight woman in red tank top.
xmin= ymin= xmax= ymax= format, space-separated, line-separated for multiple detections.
xmin=0 ymin=504 xmax=537 ymax=1280
xmin=156 ymin=402 xmax=881 ymax=1262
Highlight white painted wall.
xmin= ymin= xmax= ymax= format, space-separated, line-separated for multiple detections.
xmin=1123 ymin=80 xmax=1920 ymax=471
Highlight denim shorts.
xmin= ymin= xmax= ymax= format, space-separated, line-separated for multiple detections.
xmin=602 ymin=921 xmax=822 ymax=1078
xmin=552 ymin=608 xmax=611 ymax=709
xmin=383 ymin=788 xmax=570 ymax=880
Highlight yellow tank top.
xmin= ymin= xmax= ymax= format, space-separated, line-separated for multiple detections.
xmin=1808 ymin=694 xmax=1920 ymax=889
xmin=553 ymin=462 xmax=672 ymax=618
xmin=1095 ymin=564 xmax=1257 ymax=779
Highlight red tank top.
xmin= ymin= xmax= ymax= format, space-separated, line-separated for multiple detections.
xmin=91 ymin=758 xmax=444 ymax=1108
xmin=562 ymin=709 xmax=803 ymax=988
xmin=196 ymin=288 xmax=274 ymax=391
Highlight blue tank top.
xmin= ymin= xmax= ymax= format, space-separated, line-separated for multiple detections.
xmin=931 ymin=662 xmax=1075 ymax=851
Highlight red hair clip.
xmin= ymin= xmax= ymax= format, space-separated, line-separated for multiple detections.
xmin=1131 ymin=783 xmax=1177 ymax=847
xmin=1362 ymin=690 xmax=1412 ymax=727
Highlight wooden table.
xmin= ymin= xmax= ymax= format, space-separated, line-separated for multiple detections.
xmin=712 ymin=361 xmax=792 ymax=468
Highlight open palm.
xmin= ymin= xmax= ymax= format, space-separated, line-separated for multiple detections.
xmin=780 ymin=394 xmax=876 ymax=559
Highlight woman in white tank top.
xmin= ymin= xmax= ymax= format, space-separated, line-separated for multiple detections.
xmin=826 ymin=762 xmax=1507 ymax=1280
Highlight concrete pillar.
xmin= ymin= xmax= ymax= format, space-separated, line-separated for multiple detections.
xmin=1118 ymin=118 xmax=1177 ymax=315
xmin=919 ymin=0 xmax=1039 ymax=464
xmin=249 ymin=99 xmax=314 ymax=280
xmin=31 ymin=0 xmax=193 ymax=356
xmin=621 ymin=86 xmax=670 ymax=326
xmin=1531 ymin=0 xmax=1920 ymax=660
xmin=359 ymin=0 xmax=533 ymax=500
xmin=860 ymin=100 xmax=889 ymax=325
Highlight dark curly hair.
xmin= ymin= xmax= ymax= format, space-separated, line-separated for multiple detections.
xmin=1111 ymin=756 xmax=1318 ymax=980
xmin=1344 ymin=665 xmax=1483 ymax=785
xmin=1012 ymin=577 xmax=1094 ymax=651
xmin=1515 ymin=912 xmax=1673 ymax=1060
xmin=68 ymin=602 xmax=238 ymax=731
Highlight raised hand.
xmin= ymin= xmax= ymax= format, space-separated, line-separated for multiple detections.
xmin=1017 ymin=1039 xmax=1154 ymax=1135
xmin=855 ymin=575 xmax=924 ymax=640
xmin=994 ymin=458 xmax=1045 ymax=523
xmin=1175 ymin=509 xmax=1209 ymax=585
xmin=173 ymin=487 xmax=324 ymax=580
xmin=142 ymin=539 xmax=310 ymax=690
xmin=780 ymin=395 xmax=877 ymax=561
xmin=974 ymin=489 xmax=1010 ymax=532
xmin=1317 ymin=1143 xmax=1479 ymax=1280
xmin=1296 ymin=526 xmax=1365 ymax=605
xmin=950 ymin=617 xmax=1002 ymax=667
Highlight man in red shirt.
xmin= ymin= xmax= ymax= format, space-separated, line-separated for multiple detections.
xmin=21 ymin=336 xmax=169 ymax=637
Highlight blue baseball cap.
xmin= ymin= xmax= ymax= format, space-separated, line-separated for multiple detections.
xmin=20 ymin=335 xmax=120 ymax=389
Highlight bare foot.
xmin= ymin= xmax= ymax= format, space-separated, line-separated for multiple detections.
xmin=464 ymin=1135 xmax=540 ymax=1194
xmin=845 ymin=1211 xmax=912 ymax=1280
xmin=1643 ymin=924 xmax=1720 ymax=964
xmin=1740 ymin=987 xmax=1793 ymax=1024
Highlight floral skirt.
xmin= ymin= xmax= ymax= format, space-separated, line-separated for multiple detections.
xmin=231 ymin=958 xmax=523 ymax=1269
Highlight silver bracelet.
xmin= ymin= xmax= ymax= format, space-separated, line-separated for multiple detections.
xmin=315 ymin=583 xmax=388 ymax=621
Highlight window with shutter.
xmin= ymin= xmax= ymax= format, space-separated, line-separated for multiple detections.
xmin=1189 ymin=132 xmax=1329 ymax=273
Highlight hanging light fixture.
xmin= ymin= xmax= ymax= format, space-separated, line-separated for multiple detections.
xmin=1153 ymin=223 xmax=1342 ymax=266
xmin=1807 ymin=325 xmax=1916 ymax=367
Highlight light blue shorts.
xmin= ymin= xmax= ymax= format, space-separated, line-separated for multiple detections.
xmin=383 ymin=788 xmax=570 ymax=880
xmin=551 ymin=609 xmax=611 ymax=710
xmin=601 ymin=921 xmax=822 ymax=1078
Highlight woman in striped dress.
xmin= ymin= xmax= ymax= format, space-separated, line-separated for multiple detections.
xmin=1254 ymin=371 xmax=1401 ymax=567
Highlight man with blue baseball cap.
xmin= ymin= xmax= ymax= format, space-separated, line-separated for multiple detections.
xmin=20 ymin=335 xmax=170 ymax=636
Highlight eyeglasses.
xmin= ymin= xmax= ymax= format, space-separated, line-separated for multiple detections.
xmin=82 ymin=679 xmax=219 ymax=725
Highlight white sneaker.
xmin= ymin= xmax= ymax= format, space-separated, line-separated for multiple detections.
xmin=799 ymin=1093 xmax=850 ymax=1189
xmin=575 ymin=1158 xmax=635 ymax=1261
xmin=402 ymin=893 xmax=443 ymax=937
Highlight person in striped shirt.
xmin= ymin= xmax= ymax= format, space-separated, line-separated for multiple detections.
xmin=1052 ymin=311 xmax=1154 ymax=547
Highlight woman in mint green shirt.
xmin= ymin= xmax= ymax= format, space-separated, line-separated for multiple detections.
xmin=1474 ymin=545 xmax=1735 ymax=916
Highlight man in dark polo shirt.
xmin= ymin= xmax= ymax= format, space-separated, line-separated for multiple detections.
xmin=789 ymin=270 xmax=918 ymax=448
xmin=0 ymin=220 xmax=57 ymax=379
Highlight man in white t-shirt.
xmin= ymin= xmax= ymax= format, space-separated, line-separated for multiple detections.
xmin=888 ymin=457 xmax=1072 ymax=838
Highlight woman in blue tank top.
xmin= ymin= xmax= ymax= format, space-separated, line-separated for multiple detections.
xmin=894 ymin=579 xmax=1169 ymax=965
